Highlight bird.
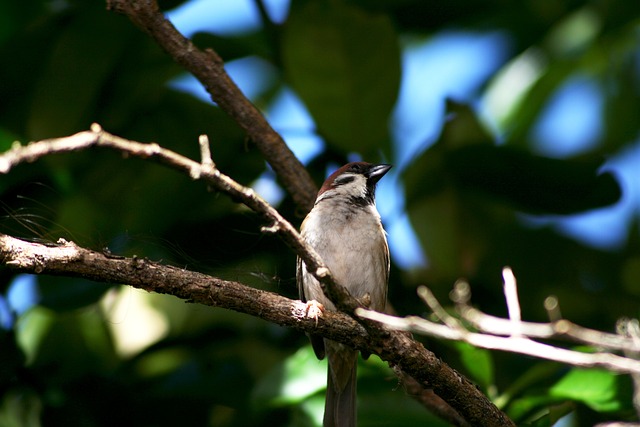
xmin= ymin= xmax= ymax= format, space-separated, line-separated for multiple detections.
xmin=297 ymin=161 xmax=391 ymax=427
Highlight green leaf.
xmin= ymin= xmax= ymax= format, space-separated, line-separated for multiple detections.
xmin=453 ymin=341 xmax=494 ymax=390
xmin=446 ymin=144 xmax=621 ymax=214
xmin=0 ymin=0 xmax=46 ymax=44
xmin=507 ymin=393 xmax=561 ymax=423
xmin=403 ymin=100 xmax=494 ymax=204
xmin=27 ymin=8 xmax=133 ymax=138
xmin=404 ymin=189 xmax=466 ymax=275
xmin=282 ymin=0 xmax=400 ymax=157
xmin=405 ymin=101 xmax=621 ymax=216
xmin=550 ymin=368 xmax=623 ymax=412
xmin=17 ymin=306 xmax=117 ymax=375
xmin=494 ymin=362 xmax=563 ymax=409
xmin=439 ymin=100 xmax=495 ymax=149
xmin=251 ymin=345 xmax=327 ymax=408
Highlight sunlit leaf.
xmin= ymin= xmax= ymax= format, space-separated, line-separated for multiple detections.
xmin=506 ymin=393 xmax=561 ymax=424
xmin=251 ymin=345 xmax=327 ymax=408
xmin=549 ymin=368 xmax=627 ymax=412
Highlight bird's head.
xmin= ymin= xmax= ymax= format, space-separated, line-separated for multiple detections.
xmin=316 ymin=162 xmax=392 ymax=206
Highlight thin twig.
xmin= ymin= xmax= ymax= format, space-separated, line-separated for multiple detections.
xmin=198 ymin=134 xmax=214 ymax=168
xmin=618 ymin=319 xmax=640 ymax=418
xmin=418 ymin=286 xmax=464 ymax=330
xmin=502 ymin=267 xmax=522 ymax=337
xmin=458 ymin=306 xmax=640 ymax=353
xmin=544 ymin=295 xmax=563 ymax=322
xmin=358 ymin=308 xmax=640 ymax=375
xmin=359 ymin=273 xmax=640 ymax=375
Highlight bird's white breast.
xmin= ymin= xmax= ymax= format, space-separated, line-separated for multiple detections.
xmin=300 ymin=200 xmax=388 ymax=312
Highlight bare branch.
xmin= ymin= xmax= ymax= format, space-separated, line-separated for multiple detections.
xmin=460 ymin=306 xmax=640 ymax=353
xmin=358 ymin=272 xmax=640 ymax=376
xmin=397 ymin=370 xmax=472 ymax=427
xmin=360 ymin=308 xmax=640 ymax=374
xmin=502 ymin=267 xmax=523 ymax=337
xmin=618 ymin=318 xmax=640 ymax=418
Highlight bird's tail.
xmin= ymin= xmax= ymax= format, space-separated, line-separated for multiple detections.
xmin=324 ymin=345 xmax=358 ymax=427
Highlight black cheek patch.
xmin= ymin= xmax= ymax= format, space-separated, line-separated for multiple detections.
xmin=349 ymin=190 xmax=374 ymax=207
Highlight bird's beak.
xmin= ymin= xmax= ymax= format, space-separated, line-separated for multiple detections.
xmin=366 ymin=164 xmax=392 ymax=184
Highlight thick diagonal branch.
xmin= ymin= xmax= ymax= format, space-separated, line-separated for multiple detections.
xmin=105 ymin=0 xmax=317 ymax=212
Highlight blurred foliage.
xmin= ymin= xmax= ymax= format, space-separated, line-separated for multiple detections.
xmin=1 ymin=0 xmax=639 ymax=426
xmin=282 ymin=0 xmax=400 ymax=157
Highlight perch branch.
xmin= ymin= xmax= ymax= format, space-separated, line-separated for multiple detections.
xmin=0 ymin=234 xmax=368 ymax=347
xmin=1 ymin=233 xmax=472 ymax=426
xmin=0 ymin=128 xmax=513 ymax=427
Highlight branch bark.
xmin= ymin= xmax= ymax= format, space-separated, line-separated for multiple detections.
xmin=0 ymin=234 xmax=365 ymax=345
xmin=105 ymin=0 xmax=317 ymax=213
xmin=0 ymin=128 xmax=514 ymax=427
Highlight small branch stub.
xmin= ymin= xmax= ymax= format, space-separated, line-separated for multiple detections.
xmin=502 ymin=266 xmax=522 ymax=337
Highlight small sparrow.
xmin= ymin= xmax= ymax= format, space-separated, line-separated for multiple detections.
xmin=297 ymin=162 xmax=391 ymax=427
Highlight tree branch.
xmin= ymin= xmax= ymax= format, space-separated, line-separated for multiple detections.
xmin=0 ymin=234 xmax=366 ymax=346
xmin=105 ymin=0 xmax=317 ymax=213
xmin=0 ymin=128 xmax=514 ymax=427
xmin=357 ymin=267 xmax=640 ymax=376
xmin=0 ymin=233 xmax=471 ymax=427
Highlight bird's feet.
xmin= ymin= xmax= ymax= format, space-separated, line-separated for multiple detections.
xmin=303 ymin=300 xmax=324 ymax=325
